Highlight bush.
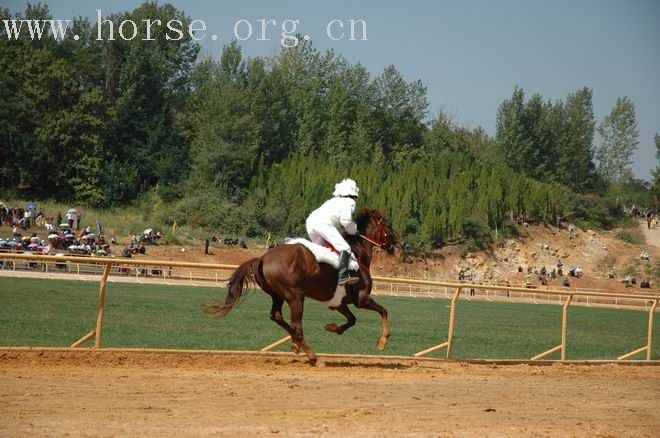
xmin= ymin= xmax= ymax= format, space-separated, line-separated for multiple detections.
xmin=461 ymin=217 xmax=492 ymax=251
xmin=618 ymin=216 xmax=639 ymax=229
xmin=168 ymin=189 xmax=264 ymax=237
xmin=162 ymin=234 xmax=182 ymax=246
xmin=623 ymin=264 xmax=638 ymax=277
xmin=568 ymin=194 xmax=621 ymax=230
xmin=643 ymin=263 xmax=660 ymax=279
xmin=616 ymin=230 xmax=644 ymax=245
xmin=574 ymin=219 xmax=602 ymax=232
xmin=500 ymin=219 xmax=522 ymax=239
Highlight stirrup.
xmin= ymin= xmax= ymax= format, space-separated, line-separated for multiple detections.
xmin=338 ymin=273 xmax=359 ymax=286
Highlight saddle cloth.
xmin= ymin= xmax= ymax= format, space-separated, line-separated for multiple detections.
xmin=285 ymin=238 xmax=359 ymax=271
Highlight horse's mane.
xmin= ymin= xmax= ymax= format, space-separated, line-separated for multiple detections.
xmin=347 ymin=208 xmax=386 ymax=245
xmin=355 ymin=207 xmax=376 ymax=233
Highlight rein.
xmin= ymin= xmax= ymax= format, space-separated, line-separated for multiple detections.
xmin=359 ymin=234 xmax=382 ymax=247
xmin=351 ymin=211 xmax=393 ymax=273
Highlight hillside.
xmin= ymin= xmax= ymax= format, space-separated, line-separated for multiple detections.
xmin=133 ymin=222 xmax=658 ymax=293
xmin=2 ymin=199 xmax=657 ymax=293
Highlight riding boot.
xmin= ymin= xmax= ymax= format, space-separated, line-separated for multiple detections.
xmin=337 ymin=250 xmax=359 ymax=286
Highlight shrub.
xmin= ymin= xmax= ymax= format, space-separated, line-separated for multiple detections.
xmin=616 ymin=230 xmax=644 ymax=245
xmin=568 ymin=194 xmax=620 ymax=230
xmin=618 ymin=216 xmax=639 ymax=229
xmin=500 ymin=219 xmax=522 ymax=239
xmin=461 ymin=217 xmax=492 ymax=251
xmin=169 ymin=189 xmax=264 ymax=237
xmin=623 ymin=264 xmax=638 ymax=276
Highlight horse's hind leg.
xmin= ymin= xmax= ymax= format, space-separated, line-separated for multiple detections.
xmin=288 ymin=297 xmax=317 ymax=365
xmin=325 ymin=304 xmax=356 ymax=335
xmin=357 ymin=297 xmax=390 ymax=351
xmin=268 ymin=294 xmax=300 ymax=352
xmin=269 ymin=294 xmax=292 ymax=332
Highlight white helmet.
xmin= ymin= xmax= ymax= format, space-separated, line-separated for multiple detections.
xmin=333 ymin=178 xmax=359 ymax=198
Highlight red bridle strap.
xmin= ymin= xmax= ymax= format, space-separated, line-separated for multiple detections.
xmin=359 ymin=216 xmax=389 ymax=249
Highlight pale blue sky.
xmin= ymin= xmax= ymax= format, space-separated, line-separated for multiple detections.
xmin=6 ymin=0 xmax=660 ymax=180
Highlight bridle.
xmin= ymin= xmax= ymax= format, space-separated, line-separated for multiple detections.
xmin=359 ymin=214 xmax=391 ymax=251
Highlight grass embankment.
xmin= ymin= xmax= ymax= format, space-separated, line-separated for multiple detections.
xmin=0 ymin=194 xmax=262 ymax=247
xmin=616 ymin=230 xmax=646 ymax=245
xmin=1 ymin=277 xmax=657 ymax=360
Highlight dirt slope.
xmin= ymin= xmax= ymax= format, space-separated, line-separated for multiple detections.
xmin=136 ymin=223 xmax=658 ymax=293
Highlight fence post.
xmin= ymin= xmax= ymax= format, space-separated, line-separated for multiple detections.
xmin=561 ymin=294 xmax=573 ymax=360
xmin=647 ymin=300 xmax=658 ymax=360
xmin=93 ymin=262 xmax=113 ymax=348
xmin=446 ymin=287 xmax=462 ymax=359
xmin=618 ymin=299 xmax=658 ymax=361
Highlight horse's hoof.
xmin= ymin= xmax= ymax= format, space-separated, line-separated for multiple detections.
xmin=325 ymin=323 xmax=339 ymax=333
xmin=377 ymin=336 xmax=388 ymax=351
xmin=308 ymin=356 xmax=318 ymax=366
xmin=291 ymin=344 xmax=300 ymax=354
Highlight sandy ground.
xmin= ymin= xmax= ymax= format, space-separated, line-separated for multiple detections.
xmin=1 ymin=349 xmax=658 ymax=437
xmin=640 ymin=220 xmax=660 ymax=248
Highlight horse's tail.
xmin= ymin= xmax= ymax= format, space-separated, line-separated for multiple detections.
xmin=204 ymin=257 xmax=262 ymax=318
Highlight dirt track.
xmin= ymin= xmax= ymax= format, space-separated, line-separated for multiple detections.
xmin=640 ymin=219 xmax=660 ymax=248
xmin=1 ymin=349 xmax=659 ymax=437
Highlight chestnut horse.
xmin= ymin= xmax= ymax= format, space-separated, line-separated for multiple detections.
xmin=205 ymin=209 xmax=398 ymax=365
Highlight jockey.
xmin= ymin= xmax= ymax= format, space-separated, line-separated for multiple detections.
xmin=306 ymin=178 xmax=360 ymax=286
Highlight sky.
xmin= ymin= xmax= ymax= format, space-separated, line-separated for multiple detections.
xmin=6 ymin=0 xmax=660 ymax=180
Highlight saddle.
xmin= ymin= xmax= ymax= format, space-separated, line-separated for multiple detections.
xmin=285 ymin=238 xmax=359 ymax=271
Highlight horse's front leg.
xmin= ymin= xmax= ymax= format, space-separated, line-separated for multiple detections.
xmin=289 ymin=296 xmax=317 ymax=365
xmin=325 ymin=303 xmax=356 ymax=335
xmin=356 ymin=296 xmax=390 ymax=351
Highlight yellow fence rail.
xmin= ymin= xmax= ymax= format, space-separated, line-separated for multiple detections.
xmin=1 ymin=253 xmax=658 ymax=361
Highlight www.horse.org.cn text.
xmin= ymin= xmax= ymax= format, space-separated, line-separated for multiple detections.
xmin=2 ymin=10 xmax=368 ymax=48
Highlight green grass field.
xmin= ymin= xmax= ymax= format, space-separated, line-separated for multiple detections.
xmin=0 ymin=277 xmax=657 ymax=360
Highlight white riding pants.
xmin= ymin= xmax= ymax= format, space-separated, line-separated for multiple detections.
xmin=306 ymin=221 xmax=351 ymax=253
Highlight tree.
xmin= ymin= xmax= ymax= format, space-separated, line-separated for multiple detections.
xmin=102 ymin=2 xmax=199 ymax=201
xmin=188 ymin=44 xmax=259 ymax=194
xmin=496 ymin=87 xmax=534 ymax=175
xmin=0 ymin=2 xmax=198 ymax=205
xmin=372 ymin=65 xmax=428 ymax=161
xmin=596 ymin=97 xmax=639 ymax=183
xmin=557 ymin=87 xmax=597 ymax=191
xmin=652 ymin=133 xmax=660 ymax=210
xmin=423 ymin=112 xmax=455 ymax=155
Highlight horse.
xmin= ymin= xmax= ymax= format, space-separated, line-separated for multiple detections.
xmin=205 ymin=208 xmax=398 ymax=365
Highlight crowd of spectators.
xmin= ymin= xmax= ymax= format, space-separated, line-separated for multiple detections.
xmin=1 ymin=202 xmax=110 ymax=257
xmin=2 ymin=202 xmax=173 ymax=259
xmin=516 ymin=260 xmax=581 ymax=287
xmin=1 ymin=202 xmax=43 ymax=230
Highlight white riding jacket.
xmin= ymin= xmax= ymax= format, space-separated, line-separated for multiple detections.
xmin=306 ymin=197 xmax=358 ymax=235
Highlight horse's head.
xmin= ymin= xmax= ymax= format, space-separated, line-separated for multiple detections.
xmin=355 ymin=208 xmax=399 ymax=255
